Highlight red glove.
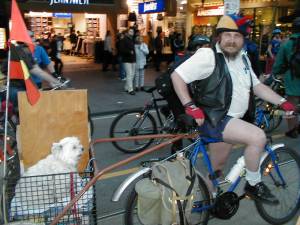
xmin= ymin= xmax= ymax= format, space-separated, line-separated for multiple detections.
xmin=280 ymin=101 xmax=297 ymax=112
xmin=185 ymin=104 xmax=205 ymax=120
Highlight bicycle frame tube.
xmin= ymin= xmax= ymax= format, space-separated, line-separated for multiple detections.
xmin=150 ymin=92 xmax=166 ymax=128
xmin=264 ymin=144 xmax=286 ymax=185
xmin=192 ymin=138 xmax=220 ymax=188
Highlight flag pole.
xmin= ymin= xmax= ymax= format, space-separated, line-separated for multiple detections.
xmin=2 ymin=40 xmax=12 ymax=225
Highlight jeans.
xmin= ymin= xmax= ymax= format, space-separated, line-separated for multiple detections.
xmin=124 ymin=62 xmax=136 ymax=92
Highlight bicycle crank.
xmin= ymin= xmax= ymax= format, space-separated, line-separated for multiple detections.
xmin=210 ymin=192 xmax=240 ymax=219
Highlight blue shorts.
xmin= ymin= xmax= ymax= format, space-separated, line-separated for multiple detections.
xmin=198 ymin=116 xmax=232 ymax=141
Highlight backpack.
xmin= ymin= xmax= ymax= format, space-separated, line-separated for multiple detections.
xmin=135 ymin=156 xmax=199 ymax=225
xmin=155 ymin=55 xmax=191 ymax=98
xmin=290 ymin=37 xmax=300 ymax=79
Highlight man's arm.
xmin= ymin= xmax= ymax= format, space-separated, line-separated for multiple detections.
xmin=171 ymin=71 xmax=192 ymax=105
xmin=253 ymin=83 xmax=283 ymax=105
xmin=30 ymin=64 xmax=60 ymax=87
xmin=171 ymin=71 xmax=205 ymax=125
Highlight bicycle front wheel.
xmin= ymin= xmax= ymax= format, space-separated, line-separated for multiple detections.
xmin=124 ymin=175 xmax=210 ymax=225
xmin=110 ymin=110 xmax=157 ymax=153
xmin=255 ymin=147 xmax=300 ymax=224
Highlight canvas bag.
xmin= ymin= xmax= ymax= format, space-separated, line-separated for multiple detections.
xmin=135 ymin=157 xmax=198 ymax=225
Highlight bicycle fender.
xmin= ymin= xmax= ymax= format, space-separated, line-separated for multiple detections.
xmin=111 ymin=167 xmax=151 ymax=202
xmin=260 ymin=143 xmax=285 ymax=165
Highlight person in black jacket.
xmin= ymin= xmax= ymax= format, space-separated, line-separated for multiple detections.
xmin=119 ymin=28 xmax=136 ymax=95
xmin=154 ymin=31 xmax=163 ymax=71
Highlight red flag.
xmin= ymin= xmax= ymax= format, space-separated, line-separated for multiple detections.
xmin=9 ymin=0 xmax=40 ymax=105
xmin=10 ymin=0 xmax=34 ymax=53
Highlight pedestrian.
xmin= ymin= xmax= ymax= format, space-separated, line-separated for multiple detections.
xmin=272 ymin=17 xmax=300 ymax=138
xmin=119 ymin=28 xmax=136 ymax=95
xmin=265 ymin=28 xmax=282 ymax=74
xmin=173 ymin=33 xmax=185 ymax=62
xmin=116 ymin=31 xmax=126 ymax=80
xmin=69 ymin=30 xmax=77 ymax=56
xmin=103 ymin=30 xmax=113 ymax=71
xmin=49 ymin=35 xmax=64 ymax=76
xmin=154 ymin=31 xmax=163 ymax=71
xmin=134 ymin=35 xmax=149 ymax=91
xmin=171 ymin=13 xmax=296 ymax=202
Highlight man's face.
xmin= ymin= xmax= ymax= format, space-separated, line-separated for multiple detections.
xmin=219 ymin=32 xmax=244 ymax=58
xmin=128 ymin=29 xmax=134 ymax=37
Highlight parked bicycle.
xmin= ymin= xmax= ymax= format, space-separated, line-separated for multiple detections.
xmin=110 ymin=87 xmax=176 ymax=153
xmin=112 ymin=113 xmax=300 ymax=225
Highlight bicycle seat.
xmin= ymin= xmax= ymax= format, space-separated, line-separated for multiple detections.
xmin=144 ymin=86 xmax=156 ymax=93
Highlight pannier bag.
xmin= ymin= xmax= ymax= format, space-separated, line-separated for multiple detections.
xmin=135 ymin=156 xmax=198 ymax=225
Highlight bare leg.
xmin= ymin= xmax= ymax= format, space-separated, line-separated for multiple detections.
xmin=223 ymin=118 xmax=266 ymax=172
xmin=205 ymin=142 xmax=232 ymax=194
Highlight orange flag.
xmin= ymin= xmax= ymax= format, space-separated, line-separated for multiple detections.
xmin=9 ymin=0 xmax=40 ymax=105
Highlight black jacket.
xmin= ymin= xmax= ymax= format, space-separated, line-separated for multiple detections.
xmin=119 ymin=36 xmax=136 ymax=63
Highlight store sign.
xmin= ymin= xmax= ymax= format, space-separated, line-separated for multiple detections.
xmin=0 ymin=28 xmax=6 ymax=50
xmin=53 ymin=13 xmax=72 ymax=18
xmin=49 ymin=0 xmax=89 ymax=6
xmin=197 ymin=6 xmax=224 ymax=16
xmin=138 ymin=0 xmax=165 ymax=14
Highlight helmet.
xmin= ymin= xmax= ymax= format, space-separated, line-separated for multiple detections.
xmin=272 ymin=28 xmax=282 ymax=35
xmin=187 ymin=35 xmax=210 ymax=51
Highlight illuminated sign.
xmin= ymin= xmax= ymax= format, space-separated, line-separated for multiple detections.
xmin=0 ymin=28 xmax=6 ymax=50
xmin=49 ymin=0 xmax=89 ymax=6
xmin=197 ymin=6 xmax=224 ymax=16
xmin=138 ymin=0 xmax=165 ymax=14
xmin=53 ymin=13 xmax=72 ymax=18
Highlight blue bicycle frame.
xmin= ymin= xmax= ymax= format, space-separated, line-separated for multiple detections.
xmin=188 ymin=135 xmax=287 ymax=213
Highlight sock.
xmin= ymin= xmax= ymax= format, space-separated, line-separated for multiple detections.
xmin=245 ymin=168 xmax=261 ymax=186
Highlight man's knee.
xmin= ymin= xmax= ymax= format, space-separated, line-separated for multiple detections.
xmin=249 ymin=129 xmax=267 ymax=147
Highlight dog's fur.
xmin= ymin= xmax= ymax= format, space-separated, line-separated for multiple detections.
xmin=11 ymin=137 xmax=84 ymax=214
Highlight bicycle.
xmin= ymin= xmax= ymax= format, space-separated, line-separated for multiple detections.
xmin=109 ymin=87 xmax=176 ymax=153
xmin=254 ymin=75 xmax=285 ymax=133
xmin=112 ymin=116 xmax=300 ymax=225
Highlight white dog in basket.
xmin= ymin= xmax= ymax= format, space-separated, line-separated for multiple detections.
xmin=11 ymin=137 xmax=86 ymax=216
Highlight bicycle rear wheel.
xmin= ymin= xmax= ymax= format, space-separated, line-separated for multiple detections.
xmin=255 ymin=147 xmax=300 ymax=224
xmin=110 ymin=110 xmax=157 ymax=153
xmin=124 ymin=175 xmax=210 ymax=225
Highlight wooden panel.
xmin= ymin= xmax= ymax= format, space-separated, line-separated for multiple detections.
xmin=18 ymin=90 xmax=89 ymax=172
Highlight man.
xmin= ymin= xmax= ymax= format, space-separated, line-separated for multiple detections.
xmin=119 ymin=28 xmax=136 ymax=95
xmin=102 ymin=30 xmax=113 ymax=71
xmin=154 ymin=30 xmax=163 ymax=71
xmin=272 ymin=17 xmax=300 ymax=138
xmin=171 ymin=14 xmax=296 ymax=204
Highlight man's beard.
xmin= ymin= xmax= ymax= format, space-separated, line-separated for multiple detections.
xmin=220 ymin=44 xmax=243 ymax=59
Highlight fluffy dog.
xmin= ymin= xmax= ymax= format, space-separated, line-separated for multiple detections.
xmin=11 ymin=136 xmax=84 ymax=216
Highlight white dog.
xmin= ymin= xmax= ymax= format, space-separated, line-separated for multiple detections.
xmin=11 ymin=137 xmax=85 ymax=216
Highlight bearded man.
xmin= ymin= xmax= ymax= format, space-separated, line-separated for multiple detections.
xmin=171 ymin=14 xmax=296 ymax=204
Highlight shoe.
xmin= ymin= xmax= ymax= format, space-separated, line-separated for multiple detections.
xmin=135 ymin=87 xmax=139 ymax=92
xmin=285 ymin=128 xmax=298 ymax=139
xmin=128 ymin=91 xmax=135 ymax=95
xmin=140 ymin=87 xmax=145 ymax=91
xmin=244 ymin=181 xmax=279 ymax=205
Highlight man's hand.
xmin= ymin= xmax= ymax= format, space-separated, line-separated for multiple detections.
xmin=280 ymin=101 xmax=297 ymax=112
xmin=185 ymin=104 xmax=205 ymax=126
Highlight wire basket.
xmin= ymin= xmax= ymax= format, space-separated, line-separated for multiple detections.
xmin=2 ymin=170 xmax=97 ymax=225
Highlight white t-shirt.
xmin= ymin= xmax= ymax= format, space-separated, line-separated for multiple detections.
xmin=175 ymin=43 xmax=260 ymax=119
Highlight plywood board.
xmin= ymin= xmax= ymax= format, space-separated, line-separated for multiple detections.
xmin=18 ymin=90 xmax=89 ymax=172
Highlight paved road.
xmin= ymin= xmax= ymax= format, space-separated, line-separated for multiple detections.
xmin=90 ymin=113 xmax=300 ymax=225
